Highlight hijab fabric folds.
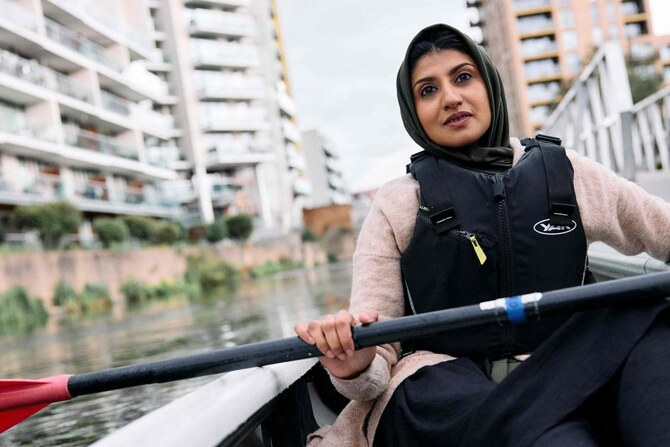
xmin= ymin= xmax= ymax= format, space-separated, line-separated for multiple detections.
xmin=397 ymin=24 xmax=513 ymax=173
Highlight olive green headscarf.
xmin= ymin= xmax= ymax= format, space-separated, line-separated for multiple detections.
xmin=397 ymin=24 xmax=513 ymax=172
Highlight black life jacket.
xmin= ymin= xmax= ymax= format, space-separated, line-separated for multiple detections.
xmin=401 ymin=135 xmax=590 ymax=360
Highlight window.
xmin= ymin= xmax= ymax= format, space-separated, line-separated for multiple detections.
xmin=560 ymin=9 xmax=575 ymax=28
xmin=566 ymin=53 xmax=581 ymax=73
xmin=562 ymin=31 xmax=578 ymax=50
xmin=590 ymin=2 xmax=600 ymax=23
xmin=592 ymin=27 xmax=604 ymax=46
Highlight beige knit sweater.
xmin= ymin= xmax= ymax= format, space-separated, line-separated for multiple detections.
xmin=307 ymin=138 xmax=670 ymax=446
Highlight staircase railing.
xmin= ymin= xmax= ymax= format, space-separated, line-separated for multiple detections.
xmin=541 ymin=42 xmax=670 ymax=181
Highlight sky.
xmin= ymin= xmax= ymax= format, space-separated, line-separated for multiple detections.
xmin=277 ymin=0 xmax=670 ymax=192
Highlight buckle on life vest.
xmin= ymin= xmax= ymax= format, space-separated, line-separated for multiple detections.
xmin=430 ymin=207 xmax=459 ymax=233
xmin=550 ymin=202 xmax=575 ymax=226
xmin=535 ymin=134 xmax=562 ymax=146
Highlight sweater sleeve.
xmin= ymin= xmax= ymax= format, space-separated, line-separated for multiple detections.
xmin=569 ymin=151 xmax=670 ymax=262
xmin=329 ymin=176 xmax=418 ymax=400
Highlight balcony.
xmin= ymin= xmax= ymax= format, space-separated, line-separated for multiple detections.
xmin=277 ymin=89 xmax=297 ymax=116
xmin=514 ymin=0 xmax=551 ymax=13
xmin=191 ymin=40 xmax=260 ymax=69
xmin=100 ymin=90 xmax=132 ymax=117
xmin=188 ymin=10 xmax=256 ymax=38
xmin=0 ymin=105 xmax=59 ymax=143
xmin=44 ymin=0 xmax=152 ymax=52
xmin=184 ymin=0 xmax=250 ymax=7
xmin=517 ymin=17 xmax=555 ymax=36
xmin=526 ymin=81 xmax=561 ymax=103
xmin=44 ymin=18 xmax=125 ymax=72
xmin=520 ymin=37 xmax=558 ymax=58
xmin=200 ymin=106 xmax=269 ymax=132
xmin=63 ymin=127 xmax=139 ymax=161
xmin=206 ymin=139 xmax=274 ymax=166
xmin=281 ymin=119 xmax=301 ymax=144
xmin=131 ymin=107 xmax=177 ymax=134
xmin=196 ymin=75 xmax=265 ymax=101
xmin=54 ymin=72 xmax=94 ymax=104
xmin=0 ymin=0 xmax=39 ymax=31
xmin=292 ymin=176 xmax=312 ymax=196
xmin=524 ymin=59 xmax=561 ymax=81
xmin=146 ymin=146 xmax=189 ymax=169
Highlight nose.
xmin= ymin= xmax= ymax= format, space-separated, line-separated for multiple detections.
xmin=441 ymin=87 xmax=463 ymax=109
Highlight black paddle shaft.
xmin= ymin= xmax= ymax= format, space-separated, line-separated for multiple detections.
xmin=67 ymin=271 xmax=670 ymax=397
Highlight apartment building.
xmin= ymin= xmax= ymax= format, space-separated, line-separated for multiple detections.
xmin=147 ymin=0 xmax=309 ymax=233
xmin=302 ymin=130 xmax=350 ymax=208
xmin=468 ymin=0 xmax=670 ymax=137
xmin=0 ymin=0 xmax=183 ymax=224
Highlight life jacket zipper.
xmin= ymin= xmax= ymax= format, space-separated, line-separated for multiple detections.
xmin=494 ymin=173 xmax=514 ymax=357
xmin=417 ymin=214 xmax=488 ymax=265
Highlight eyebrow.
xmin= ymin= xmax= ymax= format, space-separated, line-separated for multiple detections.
xmin=412 ymin=62 xmax=477 ymax=89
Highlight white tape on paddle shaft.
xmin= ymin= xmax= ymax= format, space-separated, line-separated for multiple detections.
xmin=479 ymin=292 xmax=543 ymax=311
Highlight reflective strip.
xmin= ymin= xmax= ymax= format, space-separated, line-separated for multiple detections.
xmin=404 ymin=280 xmax=418 ymax=315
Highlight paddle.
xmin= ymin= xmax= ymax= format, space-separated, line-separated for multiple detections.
xmin=1 ymin=271 xmax=669 ymax=433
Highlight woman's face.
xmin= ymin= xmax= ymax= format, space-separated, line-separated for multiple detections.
xmin=411 ymin=49 xmax=491 ymax=148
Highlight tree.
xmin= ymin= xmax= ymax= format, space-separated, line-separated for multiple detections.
xmin=627 ymin=55 xmax=663 ymax=103
xmin=226 ymin=214 xmax=254 ymax=242
xmin=121 ymin=216 xmax=157 ymax=242
xmin=153 ymin=221 xmax=182 ymax=245
xmin=12 ymin=201 xmax=82 ymax=249
xmin=93 ymin=218 xmax=129 ymax=248
xmin=205 ymin=218 xmax=228 ymax=243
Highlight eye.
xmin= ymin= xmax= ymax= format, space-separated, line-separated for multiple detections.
xmin=455 ymin=72 xmax=473 ymax=83
xmin=420 ymin=85 xmax=437 ymax=97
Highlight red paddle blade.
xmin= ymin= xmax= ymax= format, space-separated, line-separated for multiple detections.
xmin=0 ymin=376 xmax=72 ymax=433
xmin=0 ymin=403 xmax=49 ymax=432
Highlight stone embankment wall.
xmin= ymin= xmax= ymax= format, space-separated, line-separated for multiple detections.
xmin=0 ymin=234 xmax=335 ymax=310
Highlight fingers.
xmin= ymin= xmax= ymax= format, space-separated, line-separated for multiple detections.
xmin=294 ymin=310 xmax=357 ymax=360
xmin=358 ymin=309 xmax=379 ymax=324
xmin=294 ymin=322 xmax=314 ymax=345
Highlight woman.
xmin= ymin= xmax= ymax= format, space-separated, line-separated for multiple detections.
xmin=296 ymin=24 xmax=670 ymax=446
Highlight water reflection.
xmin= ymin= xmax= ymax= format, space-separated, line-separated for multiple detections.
xmin=0 ymin=262 xmax=352 ymax=446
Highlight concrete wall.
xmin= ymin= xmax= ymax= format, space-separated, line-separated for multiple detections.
xmin=0 ymin=234 xmax=329 ymax=309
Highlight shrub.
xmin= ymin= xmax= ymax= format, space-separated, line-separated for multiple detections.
xmin=12 ymin=201 xmax=82 ymax=249
xmin=226 ymin=214 xmax=253 ymax=242
xmin=78 ymin=284 xmax=112 ymax=313
xmin=53 ymin=280 xmax=77 ymax=306
xmin=249 ymin=257 xmax=304 ymax=278
xmin=0 ymin=287 xmax=49 ymax=336
xmin=120 ymin=279 xmax=155 ymax=305
xmin=327 ymin=252 xmax=339 ymax=263
xmin=301 ymin=228 xmax=317 ymax=242
xmin=154 ymin=221 xmax=181 ymax=245
xmin=93 ymin=218 xmax=129 ymax=248
xmin=188 ymin=225 xmax=207 ymax=243
xmin=185 ymin=255 xmax=238 ymax=290
xmin=205 ymin=218 xmax=228 ymax=243
xmin=121 ymin=216 xmax=156 ymax=242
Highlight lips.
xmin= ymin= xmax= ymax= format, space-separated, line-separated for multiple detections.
xmin=444 ymin=112 xmax=473 ymax=125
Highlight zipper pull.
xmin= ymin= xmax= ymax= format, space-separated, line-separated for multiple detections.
xmin=469 ymin=235 xmax=487 ymax=265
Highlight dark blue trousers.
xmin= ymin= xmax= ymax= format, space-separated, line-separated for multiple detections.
xmin=375 ymin=305 xmax=670 ymax=447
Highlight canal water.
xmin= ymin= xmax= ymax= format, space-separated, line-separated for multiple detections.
xmin=0 ymin=262 xmax=352 ymax=446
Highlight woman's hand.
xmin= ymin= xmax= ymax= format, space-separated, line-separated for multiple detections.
xmin=295 ymin=309 xmax=379 ymax=379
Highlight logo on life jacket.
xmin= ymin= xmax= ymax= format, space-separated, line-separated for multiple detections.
xmin=533 ymin=219 xmax=577 ymax=236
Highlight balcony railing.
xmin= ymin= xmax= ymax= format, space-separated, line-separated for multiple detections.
xmin=100 ymin=90 xmax=131 ymax=116
xmin=514 ymin=0 xmax=551 ymax=11
xmin=520 ymin=38 xmax=558 ymax=57
xmin=517 ymin=17 xmax=554 ymax=35
xmin=0 ymin=106 xmax=59 ymax=143
xmin=191 ymin=40 xmax=260 ymax=68
xmin=188 ymin=10 xmax=256 ymax=37
xmin=63 ymin=127 xmax=138 ymax=160
xmin=45 ymin=18 xmax=124 ymax=71
xmin=54 ymin=72 xmax=94 ymax=104
xmin=54 ymin=0 xmax=151 ymax=50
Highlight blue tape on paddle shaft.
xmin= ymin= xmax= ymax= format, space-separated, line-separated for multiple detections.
xmin=505 ymin=296 xmax=526 ymax=324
